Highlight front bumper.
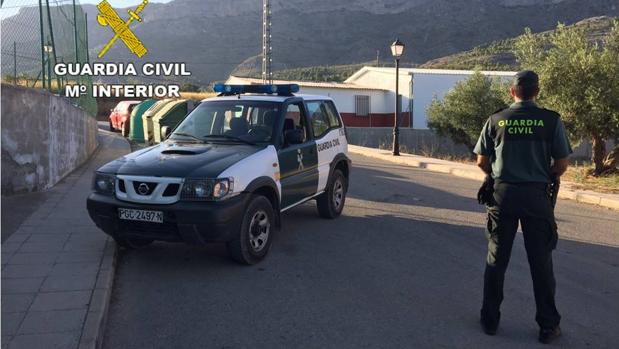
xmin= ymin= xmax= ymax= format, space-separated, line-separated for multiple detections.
xmin=86 ymin=193 xmax=248 ymax=244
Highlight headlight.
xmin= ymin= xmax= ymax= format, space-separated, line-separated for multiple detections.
xmin=181 ymin=178 xmax=234 ymax=201
xmin=93 ymin=173 xmax=115 ymax=195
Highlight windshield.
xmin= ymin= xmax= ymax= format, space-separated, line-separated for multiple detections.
xmin=171 ymin=100 xmax=280 ymax=144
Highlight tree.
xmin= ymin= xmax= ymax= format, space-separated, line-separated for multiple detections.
xmin=514 ymin=21 xmax=619 ymax=174
xmin=427 ymin=71 xmax=511 ymax=154
xmin=180 ymin=83 xmax=201 ymax=92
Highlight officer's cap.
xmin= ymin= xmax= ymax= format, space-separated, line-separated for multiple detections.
xmin=513 ymin=70 xmax=539 ymax=87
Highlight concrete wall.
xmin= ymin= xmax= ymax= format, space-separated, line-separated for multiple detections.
xmin=346 ymin=127 xmax=471 ymax=158
xmin=1 ymin=84 xmax=99 ymax=195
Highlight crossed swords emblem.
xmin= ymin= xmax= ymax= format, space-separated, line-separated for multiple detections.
xmin=97 ymin=0 xmax=148 ymax=58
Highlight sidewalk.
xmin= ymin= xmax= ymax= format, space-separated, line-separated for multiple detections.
xmin=2 ymin=131 xmax=129 ymax=349
xmin=349 ymin=145 xmax=619 ymax=211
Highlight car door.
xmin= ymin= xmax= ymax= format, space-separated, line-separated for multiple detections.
xmin=277 ymin=101 xmax=319 ymax=209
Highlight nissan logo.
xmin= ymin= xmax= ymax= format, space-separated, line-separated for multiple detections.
xmin=137 ymin=183 xmax=150 ymax=195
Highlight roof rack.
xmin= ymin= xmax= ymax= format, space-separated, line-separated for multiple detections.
xmin=213 ymin=83 xmax=300 ymax=96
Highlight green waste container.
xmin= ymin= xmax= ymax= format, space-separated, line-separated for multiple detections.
xmin=128 ymin=99 xmax=156 ymax=143
xmin=152 ymin=99 xmax=192 ymax=144
xmin=142 ymin=99 xmax=174 ymax=145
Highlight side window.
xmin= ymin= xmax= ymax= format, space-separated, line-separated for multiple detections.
xmin=283 ymin=103 xmax=308 ymax=143
xmin=307 ymin=100 xmax=341 ymax=139
xmin=307 ymin=101 xmax=329 ymax=138
xmin=324 ymin=101 xmax=342 ymax=128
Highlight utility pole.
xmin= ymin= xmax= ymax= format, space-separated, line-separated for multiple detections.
xmin=376 ymin=50 xmax=379 ymax=67
xmin=73 ymin=0 xmax=79 ymax=63
xmin=262 ymin=0 xmax=272 ymax=84
xmin=13 ymin=41 xmax=17 ymax=85
xmin=39 ymin=0 xmax=46 ymax=89
xmin=45 ymin=0 xmax=61 ymax=92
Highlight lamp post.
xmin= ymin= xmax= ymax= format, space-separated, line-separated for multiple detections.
xmin=390 ymin=38 xmax=405 ymax=156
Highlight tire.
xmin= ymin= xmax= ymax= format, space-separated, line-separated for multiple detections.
xmin=121 ymin=122 xmax=129 ymax=137
xmin=114 ymin=236 xmax=153 ymax=249
xmin=317 ymin=169 xmax=347 ymax=219
xmin=226 ymin=195 xmax=274 ymax=265
xmin=108 ymin=120 xmax=114 ymax=132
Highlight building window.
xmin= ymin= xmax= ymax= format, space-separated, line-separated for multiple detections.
xmin=354 ymin=95 xmax=370 ymax=116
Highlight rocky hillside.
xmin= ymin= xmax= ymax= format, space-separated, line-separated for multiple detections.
xmin=421 ymin=16 xmax=618 ymax=70
xmin=2 ymin=0 xmax=618 ymax=84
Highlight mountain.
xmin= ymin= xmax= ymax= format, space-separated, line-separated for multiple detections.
xmin=421 ymin=16 xmax=618 ymax=70
xmin=2 ymin=0 xmax=618 ymax=84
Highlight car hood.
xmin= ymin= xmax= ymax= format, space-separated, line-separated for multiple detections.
xmin=97 ymin=141 xmax=265 ymax=178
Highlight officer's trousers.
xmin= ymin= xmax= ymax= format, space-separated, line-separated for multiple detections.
xmin=481 ymin=181 xmax=561 ymax=329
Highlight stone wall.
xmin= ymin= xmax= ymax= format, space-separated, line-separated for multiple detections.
xmin=1 ymin=84 xmax=99 ymax=194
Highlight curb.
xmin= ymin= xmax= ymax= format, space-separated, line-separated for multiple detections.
xmin=80 ymin=130 xmax=127 ymax=349
xmin=349 ymin=145 xmax=619 ymax=211
xmin=79 ymin=239 xmax=117 ymax=349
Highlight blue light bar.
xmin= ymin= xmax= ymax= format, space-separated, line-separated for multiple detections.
xmin=213 ymin=83 xmax=300 ymax=95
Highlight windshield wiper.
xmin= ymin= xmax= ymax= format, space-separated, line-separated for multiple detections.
xmin=202 ymin=135 xmax=257 ymax=146
xmin=170 ymin=132 xmax=208 ymax=143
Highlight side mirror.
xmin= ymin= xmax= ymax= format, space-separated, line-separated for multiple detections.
xmin=284 ymin=129 xmax=304 ymax=145
xmin=161 ymin=126 xmax=171 ymax=140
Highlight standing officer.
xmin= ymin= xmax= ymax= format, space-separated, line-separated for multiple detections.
xmin=473 ymin=70 xmax=572 ymax=344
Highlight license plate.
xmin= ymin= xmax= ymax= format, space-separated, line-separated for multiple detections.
xmin=118 ymin=208 xmax=163 ymax=223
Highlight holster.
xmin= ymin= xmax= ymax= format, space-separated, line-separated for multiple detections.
xmin=477 ymin=175 xmax=495 ymax=206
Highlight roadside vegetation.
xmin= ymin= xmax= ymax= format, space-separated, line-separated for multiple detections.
xmin=564 ymin=163 xmax=619 ymax=193
xmin=426 ymin=72 xmax=511 ymax=155
xmin=425 ymin=20 xmax=619 ymax=192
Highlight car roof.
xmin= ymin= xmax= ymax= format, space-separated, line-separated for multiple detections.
xmin=201 ymin=94 xmax=334 ymax=103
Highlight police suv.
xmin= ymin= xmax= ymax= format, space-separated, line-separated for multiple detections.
xmin=87 ymin=84 xmax=351 ymax=264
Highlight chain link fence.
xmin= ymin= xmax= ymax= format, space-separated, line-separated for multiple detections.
xmin=1 ymin=0 xmax=97 ymax=115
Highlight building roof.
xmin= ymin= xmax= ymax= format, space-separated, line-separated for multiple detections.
xmin=226 ymin=76 xmax=388 ymax=91
xmin=344 ymin=66 xmax=517 ymax=83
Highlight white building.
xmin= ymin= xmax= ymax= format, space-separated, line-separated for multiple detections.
xmin=227 ymin=67 xmax=516 ymax=129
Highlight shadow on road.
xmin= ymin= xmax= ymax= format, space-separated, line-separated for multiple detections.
xmin=105 ymin=200 xmax=619 ymax=349
xmin=348 ymin=163 xmax=483 ymax=214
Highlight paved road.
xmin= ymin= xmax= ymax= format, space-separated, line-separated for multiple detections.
xmin=103 ymin=154 xmax=619 ymax=348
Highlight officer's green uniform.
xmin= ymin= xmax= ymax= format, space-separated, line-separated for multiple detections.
xmin=474 ymin=95 xmax=572 ymax=329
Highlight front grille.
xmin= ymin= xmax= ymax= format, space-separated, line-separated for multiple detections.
xmin=132 ymin=181 xmax=158 ymax=196
xmin=118 ymin=180 xmax=126 ymax=193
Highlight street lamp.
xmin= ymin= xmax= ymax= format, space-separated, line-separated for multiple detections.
xmin=390 ymin=38 xmax=405 ymax=156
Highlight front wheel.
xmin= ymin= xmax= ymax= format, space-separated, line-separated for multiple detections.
xmin=226 ymin=195 xmax=274 ymax=265
xmin=317 ymin=169 xmax=347 ymax=219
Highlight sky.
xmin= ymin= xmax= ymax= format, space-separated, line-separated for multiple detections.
xmin=1 ymin=0 xmax=173 ymax=19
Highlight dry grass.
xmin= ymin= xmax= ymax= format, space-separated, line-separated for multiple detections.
xmin=563 ymin=164 xmax=619 ymax=194
xmin=180 ymin=91 xmax=216 ymax=101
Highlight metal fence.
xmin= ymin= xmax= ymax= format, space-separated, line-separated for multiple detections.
xmin=1 ymin=0 xmax=97 ymax=115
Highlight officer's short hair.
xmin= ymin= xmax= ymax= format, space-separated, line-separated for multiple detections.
xmin=512 ymin=70 xmax=539 ymax=100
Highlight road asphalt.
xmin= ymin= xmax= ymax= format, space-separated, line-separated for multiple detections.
xmin=103 ymin=154 xmax=619 ymax=348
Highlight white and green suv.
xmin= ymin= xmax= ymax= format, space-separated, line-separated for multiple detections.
xmin=87 ymin=84 xmax=351 ymax=264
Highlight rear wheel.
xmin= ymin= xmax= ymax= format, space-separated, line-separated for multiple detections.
xmin=227 ymin=195 xmax=274 ymax=265
xmin=113 ymin=236 xmax=153 ymax=249
xmin=108 ymin=120 xmax=114 ymax=132
xmin=317 ymin=169 xmax=347 ymax=219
